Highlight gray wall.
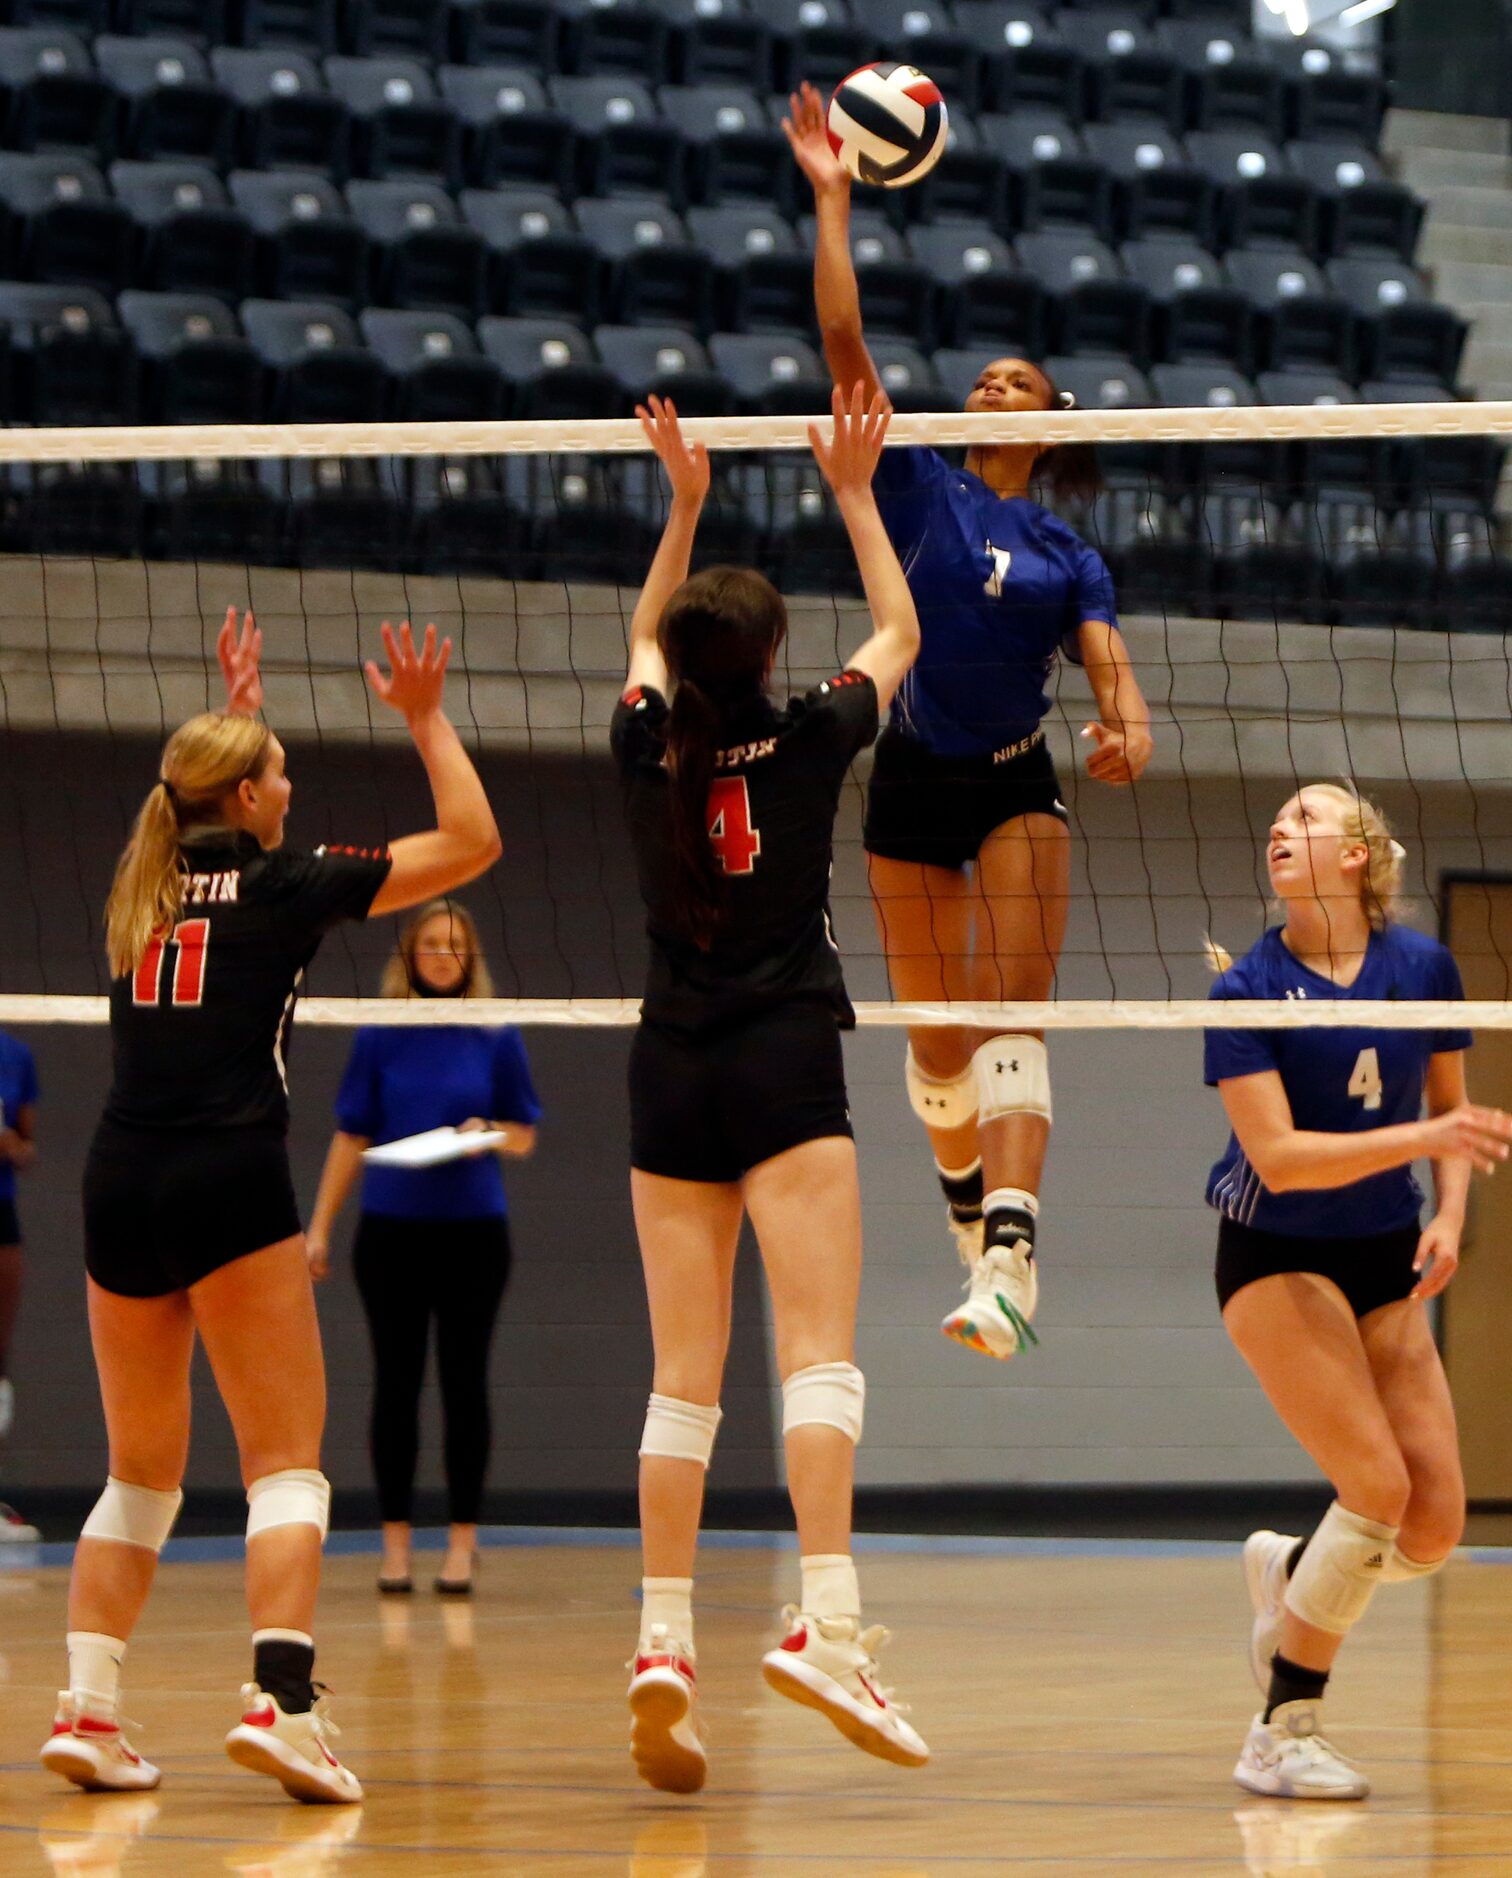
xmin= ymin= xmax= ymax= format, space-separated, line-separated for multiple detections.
xmin=3 ymin=558 xmax=1510 ymax=1503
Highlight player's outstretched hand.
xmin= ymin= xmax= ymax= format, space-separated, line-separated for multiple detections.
xmin=218 ymin=604 xmax=263 ymax=717
xmin=365 ymin=620 xmax=451 ymax=724
xmin=1424 ymin=1101 xmax=1512 ymax=1175
xmin=782 ymin=81 xmax=847 ymax=197
xmin=636 ymin=394 xmax=709 ymax=506
xmin=1081 ymin=719 xmax=1153 ymax=786
xmin=810 ymin=381 xmax=890 ymax=499
xmin=1411 ymin=1215 xmax=1462 ymax=1300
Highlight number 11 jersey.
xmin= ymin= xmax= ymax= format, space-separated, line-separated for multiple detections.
xmin=1203 ymin=923 xmax=1472 ymax=1237
xmin=105 ymin=828 xmax=392 ymax=1132
xmin=612 ymin=672 xmax=879 ymax=1037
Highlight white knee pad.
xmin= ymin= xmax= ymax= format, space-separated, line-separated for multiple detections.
xmin=1379 ymin=1544 xmax=1451 ymax=1584
xmin=781 ymin=1362 xmax=865 ymax=1444
xmin=80 ymin=1477 xmax=183 ymax=1553
xmin=1284 ymin=1500 xmax=1398 ymax=1635
xmin=973 ymin=1036 xmax=1051 ymax=1126
xmin=905 ymin=1048 xmax=978 ymax=1131
xmin=246 ymin=1469 xmax=330 ymax=1541
xmin=639 ymin=1395 xmax=722 ymax=1468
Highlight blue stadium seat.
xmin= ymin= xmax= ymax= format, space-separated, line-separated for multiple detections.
xmin=359 ymin=306 xmax=506 ymax=416
xmin=240 ymin=295 xmax=389 ymax=417
xmin=10 ymin=455 xmax=144 ymax=552
xmin=0 ymin=0 xmax=110 ymax=31
xmin=275 ymin=454 xmax=406 ymax=569
xmin=848 ymin=0 xmax=982 ymax=112
xmin=117 ymin=288 xmax=263 ymax=419
xmin=1121 ymin=235 xmax=1252 ymax=369
xmin=114 ymin=0 xmax=229 ymax=47
xmin=575 ymin=194 xmax=713 ymax=328
xmin=346 ymin=177 xmax=487 ymax=317
xmin=795 ymin=206 xmax=934 ymax=345
xmin=651 ymin=0 xmax=774 ymax=91
xmin=556 ymin=0 xmax=671 ymax=79
xmin=623 ymin=447 xmax=764 ymax=563
xmin=686 ymin=202 xmax=809 ymax=333
xmin=870 ymin=337 xmax=943 ymax=411
xmin=1199 ymin=487 xmax=1323 ymax=622
xmin=594 ymin=321 xmax=732 ymax=413
xmin=1225 ymin=247 xmax=1353 ymax=377
xmin=955 ymin=2 xmax=1082 ymax=121
xmin=550 ymin=75 xmax=686 ymax=205
xmin=0 ymin=27 xmax=113 ymax=156
xmin=764 ymin=0 xmax=872 ymax=94
xmin=1363 ymin=378 xmax=1503 ymax=514
xmin=707 ymin=329 xmax=829 ymax=413
xmin=906 ymin=220 xmax=1045 ymax=354
xmin=438 ymin=65 xmax=574 ymax=193
xmin=239 ymin=0 xmax=339 ymax=55
xmin=1053 ymin=10 xmax=1185 ymax=129
xmin=902 ymin=111 xmax=1010 ymax=228
xmin=766 ymin=448 xmax=862 ymax=595
xmin=1043 ymin=346 xmax=1156 ymax=476
xmin=0 ymin=279 xmax=135 ymax=423
xmin=1186 ymin=129 xmax=1320 ymax=256
xmin=229 ymin=167 xmax=370 ymax=305
xmin=1263 ymin=39 xmax=1385 ymax=146
xmin=667 ymin=87 xmax=792 ymax=211
xmin=1309 ymin=490 xmax=1436 ymax=629
xmin=979 ymin=110 xmax=1116 ymax=241
xmin=476 ymin=314 xmax=619 ymax=416
xmin=139 ymin=456 xmax=283 ymax=563
xmin=408 ymin=453 xmax=529 ymax=576
xmin=212 ymin=48 xmax=351 ymax=176
xmin=1161 ymin=19 xmax=1292 ymax=141
xmin=1017 ymin=229 xmax=1151 ymax=364
xmin=1085 ymin=480 xmax=1214 ymax=619
xmin=520 ymin=451 xmax=652 ymax=580
xmin=345 ymin=0 xmax=450 ymax=60
xmin=111 ymin=159 xmax=258 ymax=299
xmin=95 ymin=37 xmax=235 ymax=166
xmin=326 ymin=56 xmax=463 ymax=185
xmin=1150 ymin=357 xmax=1268 ymax=487
xmin=1082 ymin=121 xmax=1217 ymax=247
xmin=0 ymin=153 xmax=133 ymax=294
xmin=449 ymin=0 xmax=559 ymax=70
xmin=1285 ymin=140 xmax=1422 ymax=261
xmin=1257 ymin=365 xmax=1375 ymax=490
xmin=1330 ymin=258 xmax=1465 ymax=387
xmin=462 ymin=186 xmax=601 ymax=320
xmin=1432 ymin=507 xmax=1512 ymax=632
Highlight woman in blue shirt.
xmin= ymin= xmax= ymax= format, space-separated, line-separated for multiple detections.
xmin=1205 ymin=783 xmax=1510 ymax=1802
xmin=307 ymin=898 xmax=540 ymax=1595
xmin=787 ymin=84 xmax=1154 ymax=1363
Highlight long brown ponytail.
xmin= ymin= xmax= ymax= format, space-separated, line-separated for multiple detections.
xmin=105 ymin=712 xmax=271 ymax=977
xmin=657 ymin=566 xmax=787 ymax=951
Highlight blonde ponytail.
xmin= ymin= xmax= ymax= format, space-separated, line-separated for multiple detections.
xmin=1305 ymin=782 xmax=1405 ymax=929
xmin=1202 ymin=933 xmax=1233 ymax=974
xmin=105 ymin=712 xmax=271 ymax=978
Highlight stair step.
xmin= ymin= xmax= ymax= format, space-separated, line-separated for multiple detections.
xmin=1418 ymin=185 xmax=1512 ymax=231
xmin=1420 ymin=224 xmax=1512 ymax=267
xmin=1383 ymin=108 xmax=1511 ymax=158
xmin=1394 ymin=147 xmax=1512 ymax=191
xmin=1426 ymin=258 xmax=1512 ymax=302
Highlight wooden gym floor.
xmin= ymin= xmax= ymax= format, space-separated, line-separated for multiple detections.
xmin=1 ymin=1530 xmax=1510 ymax=1876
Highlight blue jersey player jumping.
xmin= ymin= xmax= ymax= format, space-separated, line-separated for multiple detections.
xmin=1204 ymin=782 xmax=1510 ymax=1803
xmin=786 ymin=81 xmax=1155 ymax=1362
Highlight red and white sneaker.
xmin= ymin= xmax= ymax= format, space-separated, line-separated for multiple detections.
xmin=225 ymin=1684 xmax=362 ymax=1804
xmin=761 ymin=1608 xmax=928 ymax=1768
xmin=628 ymin=1628 xmax=706 ymax=1794
xmin=40 ymin=1695 xmax=160 ymax=1792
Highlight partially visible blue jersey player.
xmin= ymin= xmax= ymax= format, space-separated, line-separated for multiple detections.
xmin=1204 ymin=781 xmax=1510 ymax=1804
xmin=786 ymin=76 xmax=1155 ymax=1362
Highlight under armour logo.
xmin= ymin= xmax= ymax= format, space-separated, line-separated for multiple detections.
xmin=1364 ymin=1552 xmax=1383 ymax=1569
xmin=995 ymin=1060 xmax=1018 ymax=1074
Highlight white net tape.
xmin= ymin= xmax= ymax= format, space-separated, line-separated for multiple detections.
xmin=2 ymin=997 xmax=1507 ymax=1029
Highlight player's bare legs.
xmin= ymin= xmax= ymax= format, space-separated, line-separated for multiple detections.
xmin=1358 ymin=1299 xmax=1464 ymax=1566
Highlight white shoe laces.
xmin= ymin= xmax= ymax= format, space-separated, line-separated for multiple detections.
xmin=780 ymin=1609 xmax=912 ymax=1717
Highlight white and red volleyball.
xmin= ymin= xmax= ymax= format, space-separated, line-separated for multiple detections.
xmin=826 ymin=63 xmax=948 ymax=190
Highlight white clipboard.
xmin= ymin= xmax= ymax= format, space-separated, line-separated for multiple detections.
xmin=362 ymin=1126 xmax=506 ymax=1169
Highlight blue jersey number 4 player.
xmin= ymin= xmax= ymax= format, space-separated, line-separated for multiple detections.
xmin=786 ymin=82 xmax=1154 ymax=1363
xmin=1205 ymin=782 xmax=1512 ymax=1802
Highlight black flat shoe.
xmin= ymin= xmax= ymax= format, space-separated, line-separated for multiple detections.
xmin=377 ymin=1573 xmax=414 ymax=1595
xmin=433 ymin=1574 xmax=474 ymax=1597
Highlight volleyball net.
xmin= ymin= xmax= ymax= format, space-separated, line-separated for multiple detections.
xmin=1 ymin=399 xmax=1510 ymax=1031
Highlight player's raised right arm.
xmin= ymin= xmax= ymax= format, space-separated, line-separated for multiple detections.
xmin=783 ymin=82 xmax=883 ymax=406
xmin=364 ymin=621 xmax=502 ymax=916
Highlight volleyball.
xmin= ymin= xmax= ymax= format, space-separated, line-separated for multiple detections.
xmin=826 ymin=63 xmax=948 ymax=190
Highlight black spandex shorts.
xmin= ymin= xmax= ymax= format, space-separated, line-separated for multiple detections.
xmin=83 ymin=1120 xmax=302 ymax=1299
xmin=0 ymin=1198 xmax=19 ymax=1247
xmin=864 ymin=725 xmax=1068 ymax=871
xmin=1215 ymin=1215 xmax=1420 ymax=1318
xmin=630 ymin=999 xmax=853 ymax=1184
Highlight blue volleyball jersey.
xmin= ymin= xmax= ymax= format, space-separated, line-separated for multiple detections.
xmin=0 ymin=1031 xmax=38 ymax=1206
xmin=871 ymin=446 xmax=1118 ymax=758
xmin=1204 ymin=925 xmax=1472 ymax=1237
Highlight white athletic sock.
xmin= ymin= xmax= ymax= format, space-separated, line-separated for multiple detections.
xmin=640 ymin=1577 xmax=694 ymax=1652
xmin=800 ymin=1554 xmax=860 ymax=1622
xmin=67 ymin=1631 xmax=126 ymax=1716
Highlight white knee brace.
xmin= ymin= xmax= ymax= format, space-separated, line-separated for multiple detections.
xmin=246 ymin=1469 xmax=331 ymax=1541
xmin=781 ymin=1362 xmax=865 ymax=1444
xmin=80 ymin=1477 xmax=183 ymax=1553
xmin=973 ymin=1036 xmax=1052 ymax=1126
xmin=1284 ymin=1500 xmax=1397 ymax=1635
xmin=639 ymin=1394 xmax=722 ymax=1468
xmin=905 ymin=1048 xmax=978 ymax=1131
xmin=1379 ymin=1544 xmax=1451 ymax=1583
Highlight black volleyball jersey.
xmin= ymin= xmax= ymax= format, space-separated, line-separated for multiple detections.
xmin=104 ymin=828 xmax=392 ymax=1132
xmin=611 ymin=671 xmax=879 ymax=1035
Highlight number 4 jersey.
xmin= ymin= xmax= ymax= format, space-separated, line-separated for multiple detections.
xmin=611 ymin=671 xmax=879 ymax=1037
xmin=105 ymin=829 xmax=392 ymax=1132
xmin=1203 ymin=924 xmax=1472 ymax=1237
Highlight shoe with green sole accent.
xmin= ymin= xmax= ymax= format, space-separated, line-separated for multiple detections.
xmin=940 ymin=1241 xmax=1039 ymax=1359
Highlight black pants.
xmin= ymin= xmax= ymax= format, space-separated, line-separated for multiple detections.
xmin=352 ymin=1214 xmax=512 ymax=1525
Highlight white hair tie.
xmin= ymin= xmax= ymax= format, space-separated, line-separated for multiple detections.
xmin=1055 ymin=390 xmax=1076 ymax=410
xmin=1388 ymin=840 xmax=1407 ymax=860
